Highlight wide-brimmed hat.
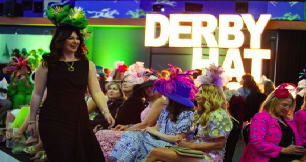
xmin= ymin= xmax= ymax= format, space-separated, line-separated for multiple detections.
xmin=153 ymin=64 xmax=197 ymax=107
xmin=155 ymin=80 xmax=194 ymax=107
xmin=123 ymin=62 xmax=149 ymax=85
xmin=132 ymin=72 xmax=159 ymax=97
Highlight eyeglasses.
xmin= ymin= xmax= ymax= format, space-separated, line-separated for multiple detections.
xmin=280 ymin=103 xmax=293 ymax=109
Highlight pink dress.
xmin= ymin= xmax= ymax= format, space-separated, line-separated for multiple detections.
xmin=294 ymin=109 xmax=306 ymax=144
xmin=95 ymin=105 xmax=151 ymax=162
xmin=240 ymin=111 xmax=302 ymax=162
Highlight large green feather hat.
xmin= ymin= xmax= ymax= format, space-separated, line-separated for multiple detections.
xmin=46 ymin=5 xmax=91 ymax=38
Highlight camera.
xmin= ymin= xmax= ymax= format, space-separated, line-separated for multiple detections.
xmin=18 ymin=75 xmax=24 ymax=80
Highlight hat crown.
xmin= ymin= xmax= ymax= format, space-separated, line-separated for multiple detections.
xmin=173 ymin=81 xmax=191 ymax=98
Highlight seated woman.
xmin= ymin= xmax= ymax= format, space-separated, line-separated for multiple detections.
xmin=109 ymin=66 xmax=196 ymax=162
xmin=88 ymin=82 xmax=125 ymax=129
xmin=240 ymin=83 xmax=306 ymax=162
xmin=146 ymin=64 xmax=233 ymax=162
xmin=7 ymin=60 xmax=34 ymax=109
xmin=294 ymin=95 xmax=306 ymax=145
xmin=95 ymin=73 xmax=164 ymax=162
xmin=91 ymin=62 xmax=147 ymax=130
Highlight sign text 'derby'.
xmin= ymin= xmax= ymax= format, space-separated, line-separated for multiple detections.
xmin=144 ymin=14 xmax=272 ymax=82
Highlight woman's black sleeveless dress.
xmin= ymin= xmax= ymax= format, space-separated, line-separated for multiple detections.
xmin=39 ymin=60 xmax=106 ymax=162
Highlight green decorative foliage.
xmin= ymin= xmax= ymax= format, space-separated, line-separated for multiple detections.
xmin=46 ymin=5 xmax=89 ymax=38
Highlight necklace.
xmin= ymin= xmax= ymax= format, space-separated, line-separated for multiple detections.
xmin=275 ymin=117 xmax=288 ymax=127
xmin=65 ymin=61 xmax=74 ymax=71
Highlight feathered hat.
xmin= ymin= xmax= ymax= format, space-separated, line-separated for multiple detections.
xmin=297 ymin=69 xmax=306 ymax=97
xmin=6 ymin=56 xmax=31 ymax=74
xmin=153 ymin=64 xmax=197 ymax=107
xmin=195 ymin=64 xmax=231 ymax=88
xmin=46 ymin=5 xmax=91 ymax=39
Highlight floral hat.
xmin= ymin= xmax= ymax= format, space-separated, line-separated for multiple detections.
xmin=153 ymin=64 xmax=197 ymax=107
xmin=123 ymin=62 xmax=150 ymax=85
xmin=46 ymin=5 xmax=91 ymax=39
xmin=114 ymin=61 xmax=128 ymax=73
xmin=195 ymin=64 xmax=231 ymax=88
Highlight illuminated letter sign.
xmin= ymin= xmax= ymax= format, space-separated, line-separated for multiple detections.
xmin=145 ymin=14 xmax=271 ymax=83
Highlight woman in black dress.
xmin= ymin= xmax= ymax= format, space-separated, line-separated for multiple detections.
xmin=27 ymin=9 xmax=115 ymax=162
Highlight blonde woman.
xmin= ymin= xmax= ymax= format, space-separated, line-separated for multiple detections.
xmin=240 ymin=83 xmax=306 ymax=162
xmin=146 ymin=64 xmax=233 ymax=162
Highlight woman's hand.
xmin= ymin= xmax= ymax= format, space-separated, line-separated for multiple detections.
xmin=27 ymin=123 xmax=36 ymax=138
xmin=114 ymin=125 xmax=128 ymax=131
xmin=281 ymin=145 xmax=306 ymax=155
xmin=146 ymin=127 xmax=158 ymax=136
xmin=176 ymin=137 xmax=192 ymax=148
xmin=104 ymin=113 xmax=115 ymax=129
xmin=93 ymin=125 xmax=102 ymax=133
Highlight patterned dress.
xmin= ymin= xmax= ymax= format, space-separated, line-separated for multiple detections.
xmin=95 ymin=105 xmax=151 ymax=162
xmin=192 ymin=108 xmax=233 ymax=162
xmin=109 ymin=107 xmax=194 ymax=162
xmin=294 ymin=109 xmax=306 ymax=144
xmin=239 ymin=111 xmax=302 ymax=162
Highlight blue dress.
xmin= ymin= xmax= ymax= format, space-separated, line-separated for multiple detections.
xmin=109 ymin=107 xmax=193 ymax=162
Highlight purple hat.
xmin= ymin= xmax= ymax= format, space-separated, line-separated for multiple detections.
xmin=153 ymin=64 xmax=197 ymax=107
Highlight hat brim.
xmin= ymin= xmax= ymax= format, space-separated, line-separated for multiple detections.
xmin=155 ymin=87 xmax=194 ymax=108
xmin=133 ymin=80 xmax=155 ymax=92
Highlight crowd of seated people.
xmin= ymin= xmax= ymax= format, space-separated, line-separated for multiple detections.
xmin=1 ymin=51 xmax=306 ymax=162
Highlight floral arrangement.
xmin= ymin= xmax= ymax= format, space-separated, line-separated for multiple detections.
xmin=115 ymin=61 xmax=128 ymax=73
xmin=124 ymin=62 xmax=149 ymax=85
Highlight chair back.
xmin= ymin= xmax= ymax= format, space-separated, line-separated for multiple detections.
xmin=242 ymin=123 xmax=250 ymax=146
xmin=224 ymin=117 xmax=241 ymax=162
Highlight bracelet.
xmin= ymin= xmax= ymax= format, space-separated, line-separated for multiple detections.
xmin=127 ymin=124 xmax=134 ymax=128
xmin=102 ymin=109 xmax=110 ymax=115
xmin=28 ymin=121 xmax=36 ymax=124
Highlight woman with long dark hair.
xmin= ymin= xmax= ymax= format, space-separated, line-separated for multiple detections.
xmin=109 ymin=66 xmax=196 ymax=162
xmin=238 ymin=73 xmax=260 ymax=99
xmin=27 ymin=5 xmax=114 ymax=162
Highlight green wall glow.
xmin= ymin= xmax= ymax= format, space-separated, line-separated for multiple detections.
xmin=90 ymin=26 xmax=148 ymax=69
xmin=0 ymin=34 xmax=52 ymax=63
